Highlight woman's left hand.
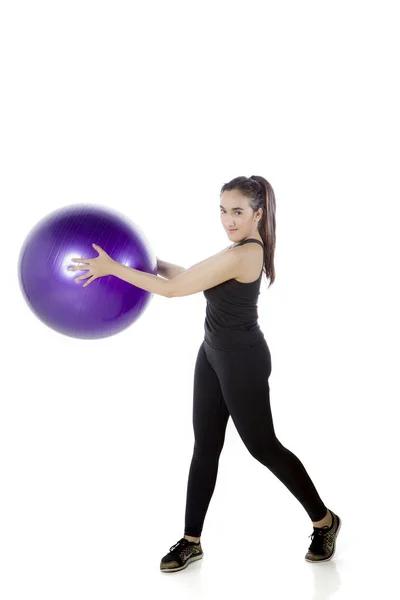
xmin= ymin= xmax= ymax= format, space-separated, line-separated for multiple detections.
xmin=68 ymin=244 xmax=115 ymax=287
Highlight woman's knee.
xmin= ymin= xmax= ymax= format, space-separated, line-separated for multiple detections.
xmin=193 ymin=439 xmax=225 ymax=461
xmin=246 ymin=436 xmax=281 ymax=464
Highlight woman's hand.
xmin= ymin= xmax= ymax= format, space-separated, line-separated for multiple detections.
xmin=68 ymin=244 xmax=115 ymax=287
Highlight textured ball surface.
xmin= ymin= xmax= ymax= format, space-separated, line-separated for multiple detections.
xmin=18 ymin=204 xmax=157 ymax=339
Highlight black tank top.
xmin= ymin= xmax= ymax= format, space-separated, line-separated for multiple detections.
xmin=203 ymin=239 xmax=266 ymax=350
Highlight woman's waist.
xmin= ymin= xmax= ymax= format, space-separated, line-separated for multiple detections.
xmin=204 ymin=324 xmax=264 ymax=350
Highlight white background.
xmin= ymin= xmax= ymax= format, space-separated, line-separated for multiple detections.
xmin=1 ymin=1 xmax=399 ymax=598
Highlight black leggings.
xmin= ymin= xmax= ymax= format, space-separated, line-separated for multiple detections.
xmin=184 ymin=338 xmax=327 ymax=537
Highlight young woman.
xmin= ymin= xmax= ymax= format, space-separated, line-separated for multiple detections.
xmin=69 ymin=175 xmax=341 ymax=573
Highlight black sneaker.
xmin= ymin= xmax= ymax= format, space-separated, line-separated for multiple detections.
xmin=305 ymin=509 xmax=342 ymax=562
xmin=160 ymin=537 xmax=204 ymax=573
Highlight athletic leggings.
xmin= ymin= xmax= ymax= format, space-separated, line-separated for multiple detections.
xmin=184 ymin=338 xmax=327 ymax=537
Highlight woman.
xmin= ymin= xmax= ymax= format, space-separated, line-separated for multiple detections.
xmin=69 ymin=175 xmax=341 ymax=573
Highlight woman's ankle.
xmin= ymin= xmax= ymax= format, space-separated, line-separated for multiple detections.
xmin=184 ymin=534 xmax=200 ymax=543
xmin=312 ymin=509 xmax=332 ymax=528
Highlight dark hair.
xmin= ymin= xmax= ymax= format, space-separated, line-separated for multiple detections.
xmin=220 ymin=175 xmax=276 ymax=287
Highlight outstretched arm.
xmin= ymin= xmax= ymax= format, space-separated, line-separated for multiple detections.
xmin=70 ymin=243 xmax=238 ymax=297
xmin=167 ymin=248 xmax=242 ymax=297
xmin=111 ymin=246 xmax=243 ymax=297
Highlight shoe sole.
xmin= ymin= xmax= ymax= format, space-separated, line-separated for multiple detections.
xmin=304 ymin=516 xmax=342 ymax=563
xmin=160 ymin=552 xmax=204 ymax=573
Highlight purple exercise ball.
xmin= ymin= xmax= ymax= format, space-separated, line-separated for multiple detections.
xmin=18 ymin=204 xmax=157 ymax=339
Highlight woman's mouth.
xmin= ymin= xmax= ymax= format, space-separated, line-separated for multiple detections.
xmin=228 ymin=229 xmax=237 ymax=232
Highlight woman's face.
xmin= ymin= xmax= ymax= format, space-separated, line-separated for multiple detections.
xmin=220 ymin=190 xmax=262 ymax=242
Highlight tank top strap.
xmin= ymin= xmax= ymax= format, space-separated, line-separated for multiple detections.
xmin=236 ymin=239 xmax=265 ymax=252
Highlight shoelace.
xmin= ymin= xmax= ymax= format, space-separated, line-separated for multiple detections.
xmin=169 ymin=538 xmax=191 ymax=554
xmin=308 ymin=526 xmax=330 ymax=552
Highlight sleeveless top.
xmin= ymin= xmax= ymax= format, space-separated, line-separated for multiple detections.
xmin=203 ymin=239 xmax=266 ymax=350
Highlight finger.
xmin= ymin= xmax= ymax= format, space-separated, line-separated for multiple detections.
xmin=68 ymin=265 xmax=89 ymax=271
xmin=92 ymin=244 xmax=105 ymax=254
xmin=83 ymin=276 xmax=96 ymax=287
xmin=71 ymin=258 xmax=91 ymax=263
xmin=75 ymin=273 xmax=92 ymax=281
